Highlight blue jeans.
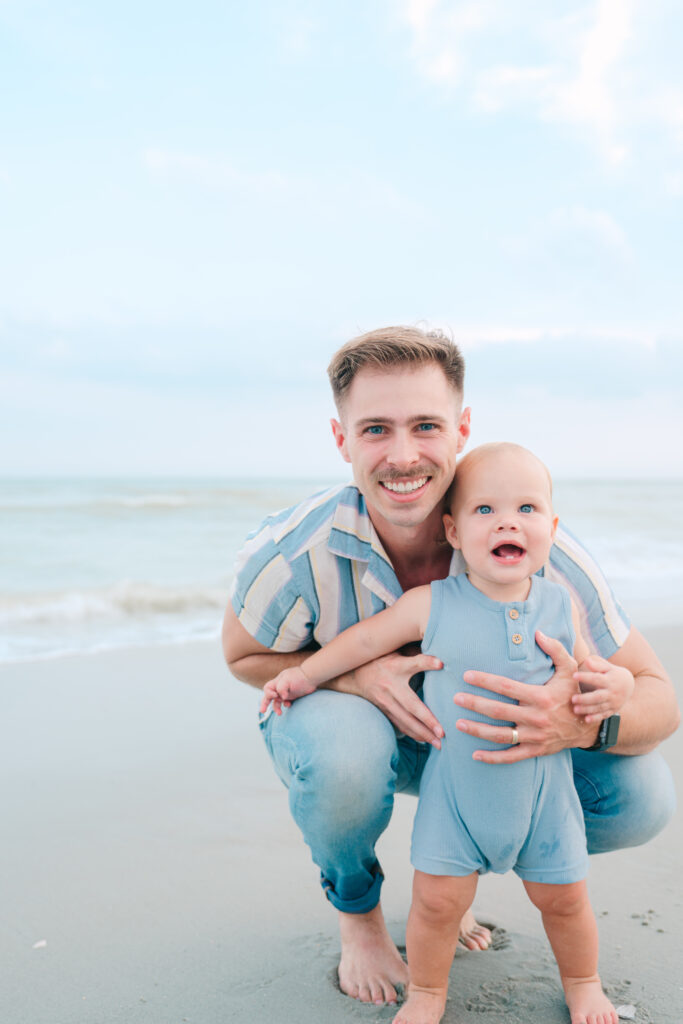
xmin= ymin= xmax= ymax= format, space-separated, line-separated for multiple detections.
xmin=260 ymin=690 xmax=676 ymax=914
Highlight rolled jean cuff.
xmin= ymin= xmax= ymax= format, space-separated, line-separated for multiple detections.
xmin=320 ymin=863 xmax=384 ymax=914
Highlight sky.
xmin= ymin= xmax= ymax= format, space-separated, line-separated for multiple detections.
xmin=1 ymin=0 xmax=682 ymax=479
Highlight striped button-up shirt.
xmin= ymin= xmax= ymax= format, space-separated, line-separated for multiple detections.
xmin=231 ymin=483 xmax=630 ymax=657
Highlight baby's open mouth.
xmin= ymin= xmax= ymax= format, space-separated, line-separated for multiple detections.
xmin=492 ymin=543 xmax=526 ymax=560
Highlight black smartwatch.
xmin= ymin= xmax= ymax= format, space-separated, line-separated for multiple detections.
xmin=584 ymin=714 xmax=620 ymax=751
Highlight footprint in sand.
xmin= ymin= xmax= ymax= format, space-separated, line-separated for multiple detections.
xmin=465 ymin=975 xmax=563 ymax=1014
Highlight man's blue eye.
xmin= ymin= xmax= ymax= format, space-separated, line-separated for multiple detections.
xmin=417 ymin=423 xmax=436 ymax=431
xmin=476 ymin=505 xmax=492 ymax=514
xmin=519 ymin=504 xmax=534 ymax=514
xmin=366 ymin=425 xmax=384 ymax=435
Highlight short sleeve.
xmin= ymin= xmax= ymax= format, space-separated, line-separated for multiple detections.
xmin=230 ymin=522 xmax=314 ymax=652
xmin=546 ymin=522 xmax=630 ymax=658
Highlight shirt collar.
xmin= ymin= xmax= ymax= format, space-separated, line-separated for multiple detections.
xmin=327 ymin=486 xmax=402 ymax=604
xmin=326 ymin=486 xmax=468 ymax=605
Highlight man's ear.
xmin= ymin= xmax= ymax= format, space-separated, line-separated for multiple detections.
xmin=330 ymin=418 xmax=351 ymax=463
xmin=457 ymin=407 xmax=471 ymax=453
xmin=443 ymin=512 xmax=460 ymax=549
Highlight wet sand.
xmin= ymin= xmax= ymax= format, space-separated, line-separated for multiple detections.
xmin=1 ymin=627 xmax=680 ymax=1023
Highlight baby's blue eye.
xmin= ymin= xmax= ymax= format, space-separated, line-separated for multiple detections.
xmin=476 ymin=505 xmax=492 ymax=514
xmin=519 ymin=504 xmax=534 ymax=514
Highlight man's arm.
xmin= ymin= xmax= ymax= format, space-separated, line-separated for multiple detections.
xmin=223 ymin=605 xmax=313 ymax=686
xmin=222 ymin=604 xmax=446 ymax=746
xmin=453 ymin=626 xmax=680 ymax=763
xmin=580 ymin=626 xmax=679 ymax=752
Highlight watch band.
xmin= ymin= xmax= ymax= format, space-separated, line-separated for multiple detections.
xmin=584 ymin=714 xmax=620 ymax=751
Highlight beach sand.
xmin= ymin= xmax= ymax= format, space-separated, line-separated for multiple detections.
xmin=1 ymin=627 xmax=680 ymax=1024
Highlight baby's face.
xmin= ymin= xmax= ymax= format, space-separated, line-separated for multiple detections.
xmin=444 ymin=449 xmax=558 ymax=589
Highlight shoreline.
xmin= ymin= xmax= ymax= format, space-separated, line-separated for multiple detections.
xmin=2 ymin=606 xmax=681 ymax=667
xmin=1 ymin=627 xmax=680 ymax=1023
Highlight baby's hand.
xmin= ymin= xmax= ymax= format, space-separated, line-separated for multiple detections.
xmin=571 ymin=655 xmax=635 ymax=723
xmin=259 ymin=666 xmax=317 ymax=715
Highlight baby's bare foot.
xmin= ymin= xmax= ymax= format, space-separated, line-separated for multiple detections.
xmin=338 ymin=905 xmax=409 ymax=1005
xmin=458 ymin=908 xmax=491 ymax=950
xmin=562 ymin=975 xmax=619 ymax=1024
xmin=392 ymin=984 xmax=447 ymax=1024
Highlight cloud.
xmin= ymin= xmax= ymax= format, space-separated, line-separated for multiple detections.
xmin=474 ymin=65 xmax=554 ymax=112
xmin=143 ymin=146 xmax=428 ymax=225
xmin=143 ymin=148 xmax=287 ymax=194
xmin=399 ymin=0 xmax=493 ymax=85
xmin=642 ymin=86 xmax=683 ymax=149
xmin=398 ymin=0 xmax=683 ymax=167
xmin=448 ymin=322 xmax=656 ymax=350
xmin=547 ymin=205 xmax=634 ymax=261
xmin=472 ymin=1 xmax=633 ymax=163
xmin=498 ymin=203 xmax=635 ymax=276
xmin=39 ymin=338 xmax=73 ymax=361
xmin=279 ymin=14 xmax=319 ymax=57
xmin=547 ymin=0 xmax=634 ymax=163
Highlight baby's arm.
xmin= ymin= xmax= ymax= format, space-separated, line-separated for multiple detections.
xmin=260 ymin=665 xmax=318 ymax=714
xmin=569 ymin=601 xmax=635 ymax=723
xmin=260 ymin=585 xmax=432 ymax=715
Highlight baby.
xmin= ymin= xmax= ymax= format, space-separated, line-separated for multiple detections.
xmin=261 ymin=443 xmax=634 ymax=1024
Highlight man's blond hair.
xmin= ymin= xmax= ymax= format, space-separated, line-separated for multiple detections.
xmin=327 ymin=325 xmax=465 ymax=408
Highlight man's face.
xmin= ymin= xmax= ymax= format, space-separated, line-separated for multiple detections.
xmin=331 ymin=363 xmax=470 ymax=534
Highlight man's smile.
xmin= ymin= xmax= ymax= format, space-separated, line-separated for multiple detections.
xmin=380 ymin=476 xmax=430 ymax=494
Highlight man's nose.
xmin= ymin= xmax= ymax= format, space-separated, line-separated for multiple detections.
xmin=386 ymin=431 xmax=420 ymax=468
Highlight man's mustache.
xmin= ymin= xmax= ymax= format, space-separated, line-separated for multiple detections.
xmin=373 ymin=467 xmax=436 ymax=483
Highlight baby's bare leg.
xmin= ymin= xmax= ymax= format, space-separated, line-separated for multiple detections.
xmin=393 ymin=870 xmax=478 ymax=1024
xmin=523 ymin=880 xmax=618 ymax=1024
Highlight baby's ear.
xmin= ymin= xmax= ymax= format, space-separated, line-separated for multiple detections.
xmin=550 ymin=513 xmax=559 ymax=540
xmin=443 ymin=512 xmax=460 ymax=549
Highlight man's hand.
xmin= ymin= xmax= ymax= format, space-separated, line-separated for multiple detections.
xmin=571 ymin=655 xmax=635 ymax=723
xmin=344 ymin=651 xmax=445 ymax=748
xmin=452 ymin=630 xmax=598 ymax=764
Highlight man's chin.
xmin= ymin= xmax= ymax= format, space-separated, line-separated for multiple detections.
xmin=371 ymin=487 xmax=442 ymax=528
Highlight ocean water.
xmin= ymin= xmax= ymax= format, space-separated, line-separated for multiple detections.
xmin=1 ymin=477 xmax=682 ymax=663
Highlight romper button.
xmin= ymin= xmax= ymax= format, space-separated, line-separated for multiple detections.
xmin=509 ymin=609 xmax=519 ymax=620
xmin=512 ymin=633 xmax=523 ymax=645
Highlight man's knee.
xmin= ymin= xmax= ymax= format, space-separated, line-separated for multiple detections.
xmin=262 ymin=691 xmax=400 ymax=826
xmin=572 ymin=749 xmax=676 ymax=853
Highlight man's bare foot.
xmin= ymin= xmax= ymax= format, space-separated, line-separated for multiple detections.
xmin=338 ymin=905 xmax=409 ymax=1005
xmin=392 ymin=984 xmax=447 ymax=1024
xmin=458 ymin=908 xmax=491 ymax=950
xmin=562 ymin=975 xmax=618 ymax=1024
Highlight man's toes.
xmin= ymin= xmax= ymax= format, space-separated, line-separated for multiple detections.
xmin=368 ymin=977 xmax=385 ymax=1004
xmin=471 ymin=924 xmax=492 ymax=949
xmin=357 ymin=982 xmax=373 ymax=1003
xmin=338 ymin=976 xmax=359 ymax=1000
xmin=460 ymin=923 xmax=491 ymax=950
xmin=379 ymin=979 xmax=399 ymax=1005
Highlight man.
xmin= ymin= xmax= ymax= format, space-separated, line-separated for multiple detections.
xmin=223 ymin=326 xmax=678 ymax=1007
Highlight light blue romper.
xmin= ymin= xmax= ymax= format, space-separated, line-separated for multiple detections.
xmin=411 ymin=573 xmax=589 ymax=884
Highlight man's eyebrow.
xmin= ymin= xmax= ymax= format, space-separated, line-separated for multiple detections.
xmin=355 ymin=414 xmax=450 ymax=427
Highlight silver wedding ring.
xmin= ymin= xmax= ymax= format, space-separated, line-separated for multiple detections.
xmin=510 ymin=728 xmax=519 ymax=745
